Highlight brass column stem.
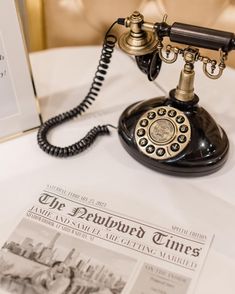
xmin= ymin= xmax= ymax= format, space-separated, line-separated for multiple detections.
xmin=175 ymin=63 xmax=195 ymax=102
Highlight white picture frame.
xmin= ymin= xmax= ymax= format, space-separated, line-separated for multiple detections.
xmin=0 ymin=0 xmax=41 ymax=141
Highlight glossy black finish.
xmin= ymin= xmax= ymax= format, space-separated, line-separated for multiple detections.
xmin=135 ymin=51 xmax=162 ymax=81
xmin=170 ymin=22 xmax=235 ymax=51
xmin=118 ymin=94 xmax=229 ymax=176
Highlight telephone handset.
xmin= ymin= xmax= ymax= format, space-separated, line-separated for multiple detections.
xmin=37 ymin=11 xmax=235 ymax=176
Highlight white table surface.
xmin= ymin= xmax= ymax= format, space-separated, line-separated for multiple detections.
xmin=0 ymin=46 xmax=235 ymax=293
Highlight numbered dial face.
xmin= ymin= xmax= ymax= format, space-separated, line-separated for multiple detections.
xmin=135 ymin=106 xmax=191 ymax=160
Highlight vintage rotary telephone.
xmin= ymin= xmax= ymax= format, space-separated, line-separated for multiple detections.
xmin=37 ymin=11 xmax=235 ymax=176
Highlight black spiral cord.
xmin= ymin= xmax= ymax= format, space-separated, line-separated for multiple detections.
xmin=37 ymin=22 xmax=118 ymax=158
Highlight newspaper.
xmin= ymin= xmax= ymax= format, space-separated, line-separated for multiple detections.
xmin=0 ymin=185 xmax=213 ymax=294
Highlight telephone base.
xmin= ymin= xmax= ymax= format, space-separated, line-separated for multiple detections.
xmin=118 ymin=96 xmax=229 ymax=177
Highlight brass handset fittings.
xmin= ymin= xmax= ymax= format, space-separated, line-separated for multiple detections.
xmin=118 ymin=11 xmax=235 ymax=101
xmin=118 ymin=11 xmax=157 ymax=55
xmin=157 ymin=42 xmax=228 ymax=79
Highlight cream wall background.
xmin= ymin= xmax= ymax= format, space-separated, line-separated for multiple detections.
xmin=20 ymin=0 xmax=235 ymax=67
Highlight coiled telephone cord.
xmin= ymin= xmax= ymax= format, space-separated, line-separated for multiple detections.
xmin=37 ymin=22 xmax=118 ymax=157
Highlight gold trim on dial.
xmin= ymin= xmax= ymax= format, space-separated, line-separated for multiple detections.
xmin=135 ymin=106 xmax=191 ymax=160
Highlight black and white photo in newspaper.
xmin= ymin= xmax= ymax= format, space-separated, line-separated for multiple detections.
xmin=0 ymin=185 xmax=213 ymax=294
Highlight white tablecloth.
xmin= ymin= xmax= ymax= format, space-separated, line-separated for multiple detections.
xmin=0 ymin=46 xmax=235 ymax=293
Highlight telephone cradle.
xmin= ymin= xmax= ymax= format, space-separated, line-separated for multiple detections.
xmin=37 ymin=11 xmax=235 ymax=177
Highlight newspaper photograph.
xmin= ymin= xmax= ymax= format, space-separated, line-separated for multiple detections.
xmin=0 ymin=184 xmax=213 ymax=294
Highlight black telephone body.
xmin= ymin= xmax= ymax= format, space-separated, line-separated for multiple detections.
xmin=118 ymin=92 xmax=228 ymax=176
xmin=37 ymin=11 xmax=235 ymax=177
